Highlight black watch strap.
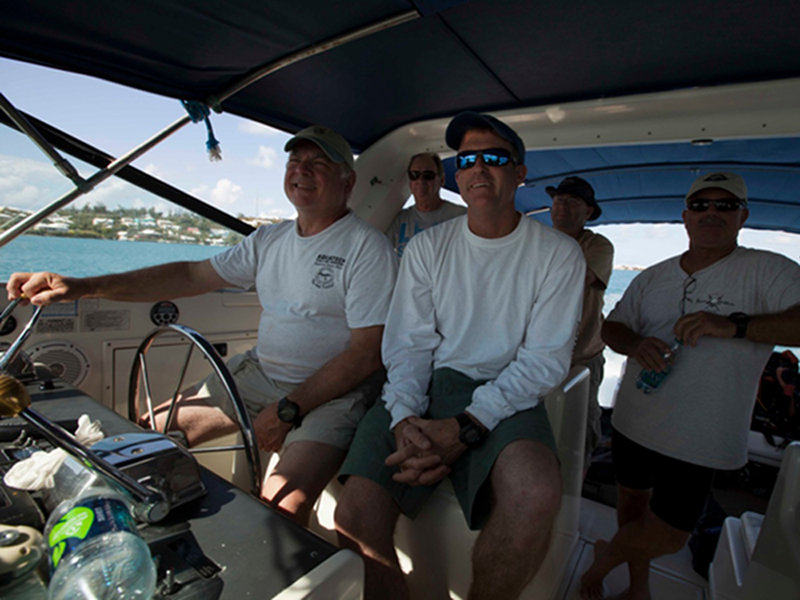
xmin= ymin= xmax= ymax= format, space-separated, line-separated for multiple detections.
xmin=728 ymin=312 xmax=750 ymax=339
xmin=455 ymin=412 xmax=486 ymax=449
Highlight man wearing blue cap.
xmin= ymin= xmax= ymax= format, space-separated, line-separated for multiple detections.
xmin=7 ymin=125 xmax=397 ymax=527
xmin=335 ymin=112 xmax=586 ymax=599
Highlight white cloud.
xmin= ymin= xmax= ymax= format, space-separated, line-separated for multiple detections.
xmin=208 ymin=178 xmax=243 ymax=207
xmin=248 ymin=146 xmax=278 ymax=169
xmin=141 ymin=163 xmax=161 ymax=177
xmin=0 ymin=155 xmax=70 ymax=210
xmin=238 ymin=121 xmax=283 ymax=136
xmin=256 ymin=195 xmax=296 ymax=220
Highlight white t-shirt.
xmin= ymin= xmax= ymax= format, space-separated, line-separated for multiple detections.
xmin=608 ymin=247 xmax=800 ymax=469
xmin=386 ymin=201 xmax=467 ymax=256
xmin=382 ymin=215 xmax=586 ymax=431
xmin=211 ymin=212 xmax=397 ymax=383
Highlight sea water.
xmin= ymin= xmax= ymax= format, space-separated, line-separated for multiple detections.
xmin=0 ymin=235 xmax=222 ymax=280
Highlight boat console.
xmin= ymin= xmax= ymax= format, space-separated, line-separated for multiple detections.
xmin=0 ymin=374 xmax=363 ymax=598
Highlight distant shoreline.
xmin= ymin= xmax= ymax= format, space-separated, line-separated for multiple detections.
xmin=614 ymin=265 xmax=645 ymax=271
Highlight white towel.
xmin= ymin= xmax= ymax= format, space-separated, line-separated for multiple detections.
xmin=2 ymin=414 xmax=104 ymax=491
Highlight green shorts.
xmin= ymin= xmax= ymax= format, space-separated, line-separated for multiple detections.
xmin=339 ymin=368 xmax=557 ymax=529
xmin=191 ymin=350 xmax=384 ymax=450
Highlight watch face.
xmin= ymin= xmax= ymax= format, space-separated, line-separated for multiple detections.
xmin=277 ymin=399 xmax=299 ymax=423
xmin=462 ymin=427 xmax=481 ymax=445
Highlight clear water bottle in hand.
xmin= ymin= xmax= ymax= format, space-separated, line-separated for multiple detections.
xmin=44 ymin=483 xmax=156 ymax=600
xmin=636 ymin=339 xmax=682 ymax=394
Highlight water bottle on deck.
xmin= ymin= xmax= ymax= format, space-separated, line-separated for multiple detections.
xmin=635 ymin=339 xmax=682 ymax=394
xmin=44 ymin=479 xmax=156 ymax=600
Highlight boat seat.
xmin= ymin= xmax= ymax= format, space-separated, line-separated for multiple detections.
xmin=709 ymin=441 xmax=800 ymax=600
xmin=309 ymin=365 xmax=590 ymax=600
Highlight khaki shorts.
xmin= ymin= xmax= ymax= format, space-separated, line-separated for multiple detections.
xmin=191 ymin=350 xmax=384 ymax=450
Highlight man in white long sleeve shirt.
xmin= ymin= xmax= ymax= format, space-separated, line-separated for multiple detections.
xmin=334 ymin=112 xmax=586 ymax=600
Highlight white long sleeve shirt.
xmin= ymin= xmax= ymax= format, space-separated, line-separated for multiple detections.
xmin=382 ymin=215 xmax=585 ymax=430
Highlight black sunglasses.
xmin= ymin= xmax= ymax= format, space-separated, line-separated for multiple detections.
xmin=686 ymin=197 xmax=744 ymax=212
xmin=455 ymin=148 xmax=516 ymax=170
xmin=408 ymin=170 xmax=438 ymax=181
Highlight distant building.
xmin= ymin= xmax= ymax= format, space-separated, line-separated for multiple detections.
xmin=33 ymin=221 xmax=70 ymax=233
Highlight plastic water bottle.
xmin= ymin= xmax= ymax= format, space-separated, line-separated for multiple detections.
xmin=635 ymin=339 xmax=682 ymax=394
xmin=44 ymin=484 xmax=156 ymax=600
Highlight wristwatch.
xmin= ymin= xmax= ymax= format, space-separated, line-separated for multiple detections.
xmin=727 ymin=312 xmax=750 ymax=339
xmin=455 ymin=412 xmax=487 ymax=449
xmin=277 ymin=397 xmax=303 ymax=427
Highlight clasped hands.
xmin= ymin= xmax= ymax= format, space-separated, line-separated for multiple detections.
xmin=386 ymin=416 xmax=466 ymax=486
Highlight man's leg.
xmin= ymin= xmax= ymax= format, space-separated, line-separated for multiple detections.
xmin=142 ymin=391 xmax=239 ymax=445
xmin=263 ymin=440 xmax=346 ymax=526
xmin=580 ymin=428 xmax=711 ymax=600
xmin=579 ymin=485 xmax=690 ymax=600
xmin=468 ymin=439 xmax=562 ymax=600
xmin=335 ymin=475 xmax=408 ymax=600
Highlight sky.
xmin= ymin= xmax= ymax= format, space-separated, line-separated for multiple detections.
xmin=2 ymin=57 xmax=799 ymax=268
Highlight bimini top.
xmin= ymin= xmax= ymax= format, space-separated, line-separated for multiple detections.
xmin=3 ymin=0 xmax=800 ymax=232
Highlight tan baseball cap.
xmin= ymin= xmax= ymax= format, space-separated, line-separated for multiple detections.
xmin=685 ymin=172 xmax=748 ymax=204
xmin=284 ymin=125 xmax=354 ymax=170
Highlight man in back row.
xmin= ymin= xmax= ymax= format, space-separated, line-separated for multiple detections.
xmin=547 ymin=176 xmax=614 ymax=471
xmin=6 ymin=125 xmax=398 ymax=527
xmin=386 ymin=152 xmax=466 ymax=256
xmin=581 ymin=172 xmax=800 ymax=600
xmin=335 ymin=112 xmax=586 ymax=599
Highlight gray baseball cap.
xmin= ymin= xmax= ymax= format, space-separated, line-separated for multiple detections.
xmin=284 ymin=125 xmax=354 ymax=170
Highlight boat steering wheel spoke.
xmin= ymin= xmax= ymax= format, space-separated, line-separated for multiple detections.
xmin=128 ymin=324 xmax=262 ymax=496
xmin=0 ymin=298 xmax=44 ymax=374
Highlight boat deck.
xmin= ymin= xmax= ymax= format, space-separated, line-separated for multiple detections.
xmin=562 ymin=499 xmax=709 ymax=600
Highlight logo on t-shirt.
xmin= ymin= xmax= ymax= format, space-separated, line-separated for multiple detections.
xmin=312 ymin=254 xmax=345 ymax=289
xmin=698 ymin=294 xmax=734 ymax=312
xmin=312 ymin=267 xmax=335 ymax=289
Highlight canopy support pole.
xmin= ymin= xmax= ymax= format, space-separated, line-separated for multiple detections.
xmin=0 ymin=115 xmax=191 ymax=248
xmin=0 ymin=91 xmax=84 ymax=186
xmin=0 ymin=10 xmax=420 ymax=249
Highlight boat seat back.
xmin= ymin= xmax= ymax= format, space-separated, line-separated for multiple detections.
xmin=741 ymin=441 xmax=800 ymax=599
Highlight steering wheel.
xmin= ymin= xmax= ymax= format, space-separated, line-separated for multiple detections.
xmin=0 ymin=298 xmax=43 ymax=374
xmin=128 ymin=323 xmax=262 ymax=496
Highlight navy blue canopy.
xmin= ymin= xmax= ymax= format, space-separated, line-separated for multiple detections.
xmin=442 ymin=137 xmax=800 ymax=232
xmin=2 ymin=0 xmax=800 ymax=231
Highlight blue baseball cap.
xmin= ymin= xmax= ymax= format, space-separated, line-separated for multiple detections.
xmin=445 ymin=112 xmax=525 ymax=163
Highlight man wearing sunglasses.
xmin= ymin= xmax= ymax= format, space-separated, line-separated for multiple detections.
xmin=386 ymin=152 xmax=466 ymax=256
xmin=336 ymin=112 xmax=586 ymax=600
xmin=547 ymin=176 xmax=614 ymax=474
xmin=581 ymin=172 xmax=800 ymax=600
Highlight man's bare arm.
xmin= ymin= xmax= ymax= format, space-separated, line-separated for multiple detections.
xmin=674 ymin=303 xmax=800 ymax=347
xmin=7 ymin=260 xmax=229 ymax=306
xmin=602 ymin=320 xmax=673 ymax=372
xmin=287 ymin=324 xmax=384 ymax=415
xmin=251 ymin=324 xmax=385 ymax=452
